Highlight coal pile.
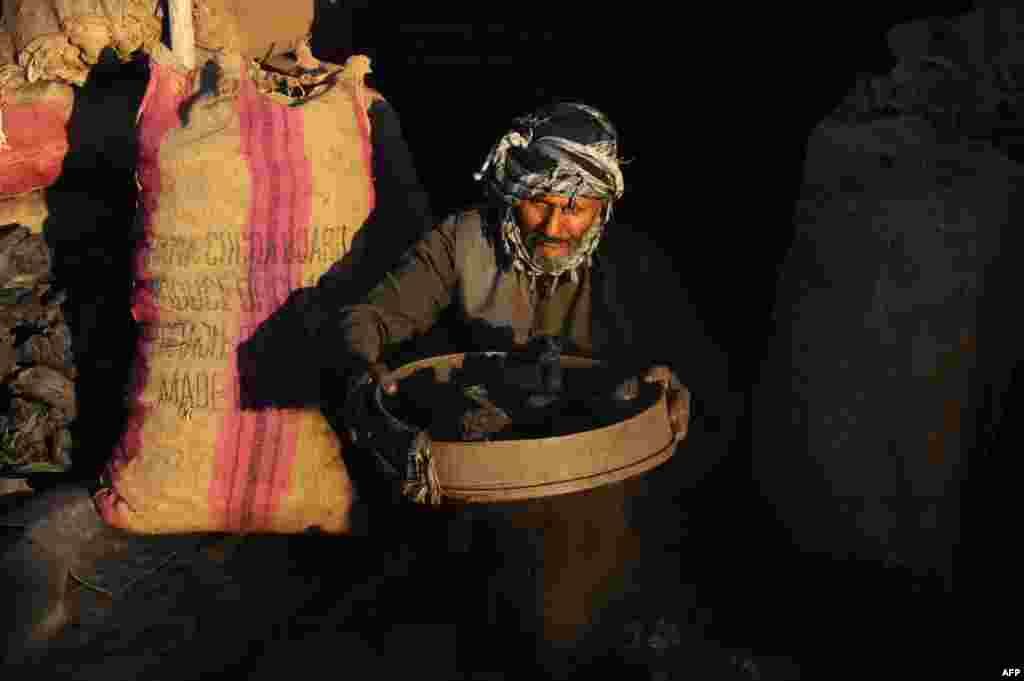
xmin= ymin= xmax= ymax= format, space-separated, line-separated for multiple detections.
xmin=381 ymin=354 xmax=659 ymax=442
xmin=0 ymin=224 xmax=74 ymax=475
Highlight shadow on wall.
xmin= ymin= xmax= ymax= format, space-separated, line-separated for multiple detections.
xmin=43 ymin=48 xmax=149 ymax=482
xmin=236 ymin=226 xmax=439 ymax=410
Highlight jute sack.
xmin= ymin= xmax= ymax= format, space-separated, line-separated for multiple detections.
xmin=93 ymin=41 xmax=381 ymax=534
xmin=0 ymin=20 xmax=13 ymax=63
xmin=0 ymin=189 xmax=48 ymax=231
xmin=0 ymin=22 xmax=72 ymax=212
xmin=193 ymin=0 xmax=315 ymax=62
xmin=752 ymin=111 xmax=1016 ymax=567
xmin=753 ymin=9 xmax=1022 ymax=575
xmin=2 ymin=0 xmax=162 ymax=85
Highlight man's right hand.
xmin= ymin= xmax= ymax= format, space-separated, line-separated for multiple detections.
xmin=368 ymin=362 xmax=398 ymax=395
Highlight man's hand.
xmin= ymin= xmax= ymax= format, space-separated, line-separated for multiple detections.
xmin=642 ymin=365 xmax=691 ymax=443
xmin=343 ymin=361 xmax=397 ymax=445
xmin=367 ymin=362 xmax=398 ymax=395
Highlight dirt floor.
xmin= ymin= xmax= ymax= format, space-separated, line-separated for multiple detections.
xmin=0 ymin=430 xmax=954 ymax=681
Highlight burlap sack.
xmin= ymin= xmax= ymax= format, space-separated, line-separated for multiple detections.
xmin=93 ymin=42 xmax=381 ymax=534
xmin=193 ymin=0 xmax=314 ymax=62
xmin=0 ymin=23 xmax=73 ymax=204
xmin=752 ymin=9 xmax=1020 ymax=576
xmin=0 ymin=189 xmax=47 ymax=230
xmin=2 ymin=0 xmax=162 ymax=85
xmin=0 ymin=20 xmax=15 ymax=63
xmin=752 ymin=110 xmax=1016 ymax=566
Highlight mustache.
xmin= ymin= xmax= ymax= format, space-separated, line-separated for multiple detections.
xmin=525 ymin=233 xmax=575 ymax=248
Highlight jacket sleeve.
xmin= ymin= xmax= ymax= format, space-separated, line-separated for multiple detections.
xmin=309 ymin=97 xmax=452 ymax=379
xmin=333 ymin=215 xmax=459 ymax=367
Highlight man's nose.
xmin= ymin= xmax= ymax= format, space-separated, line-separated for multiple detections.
xmin=543 ymin=207 xmax=564 ymax=238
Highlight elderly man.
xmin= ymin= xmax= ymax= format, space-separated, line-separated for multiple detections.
xmin=331 ymin=102 xmax=693 ymax=436
xmin=320 ymin=102 xmax=734 ymax=679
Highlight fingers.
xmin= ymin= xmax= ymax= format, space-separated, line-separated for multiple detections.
xmin=369 ymin=362 xmax=398 ymax=394
xmin=642 ymin=365 xmax=691 ymax=442
xmin=672 ymin=426 xmax=687 ymax=444
xmin=612 ymin=376 xmax=641 ymax=401
xmin=642 ymin=365 xmax=673 ymax=386
xmin=643 ymin=365 xmax=685 ymax=397
xmin=677 ymin=384 xmax=692 ymax=414
xmin=665 ymin=388 xmax=689 ymax=443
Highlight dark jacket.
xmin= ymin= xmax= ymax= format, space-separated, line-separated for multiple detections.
xmin=319 ymin=203 xmax=734 ymax=433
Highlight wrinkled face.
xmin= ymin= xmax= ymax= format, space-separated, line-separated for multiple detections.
xmin=515 ymin=194 xmax=604 ymax=268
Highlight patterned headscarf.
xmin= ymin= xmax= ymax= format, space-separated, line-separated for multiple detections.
xmin=473 ymin=102 xmax=627 ymax=295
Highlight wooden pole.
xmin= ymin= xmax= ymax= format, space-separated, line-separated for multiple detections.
xmin=166 ymin=0 xmax=195 ymax=71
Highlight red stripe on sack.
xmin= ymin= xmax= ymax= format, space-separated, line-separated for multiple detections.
xmin=214 ymin=74 xmax=306 ymax=532
xmin=241 ymin=94 xmax=308 ymax=531
xmin=212 ymin=72 xmax=263 ymax=531
xmin=261 ymin=101 xmax=310 ymax=527
xmin=96 ymin=60 xmax=193 ymax=525
xmin=272 ymin=102 xmax=311 ymax=522
xmin=237 ymin=97 xmax=285 ymax=531
xmin=244 ymin=83 xmax=291 ymax=531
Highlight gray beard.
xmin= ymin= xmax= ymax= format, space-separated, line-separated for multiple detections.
xmin=530 ymin=245 xmax=579 ymax=271
xmin=523 ymin=230 xmax=581 ymax=271
xmin=499 ymin=206 xmax=608 ymax=294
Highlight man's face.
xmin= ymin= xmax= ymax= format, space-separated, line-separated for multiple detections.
xmin=515 ymin=194 xmax=604 ymax=268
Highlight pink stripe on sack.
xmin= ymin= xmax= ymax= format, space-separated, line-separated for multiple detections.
xmin=264 ymin=104 xmax=311 ymax=524
xmin=238 ymin=83 xmax=284 ymax=532
xmin=234 ymin=76 xmax=277 ymax=532
xmin=241 ymin=84 xmax=287 ymax=531
xmin=212 ymin=73 xmax=262 ymax=531
xmin=95 ymin=61 xmax=194 ymax=524
xmin=242 ymin=85 xmax=292 ymax=531
xmin=249 ymin=89 xmax=307 ymax=531
xmin=211 ymin=74 xmax=309 ymax=531
xmin=266 ymin=102 xmax=309 ymax=520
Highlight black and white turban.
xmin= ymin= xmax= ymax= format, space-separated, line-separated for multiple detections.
xmin=473 ymin=102 xmax=627 ymax=294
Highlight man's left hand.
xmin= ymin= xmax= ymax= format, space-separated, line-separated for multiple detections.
xmin=642 ymin=365 xmax=691 ymax=443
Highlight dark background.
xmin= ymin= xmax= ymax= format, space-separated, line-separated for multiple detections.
xmin=307 ymin=3 xmax=978 ymax=386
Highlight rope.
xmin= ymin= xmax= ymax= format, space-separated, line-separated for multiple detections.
xmin=371 ymin=387 xmax=443 ymax=506
xmin=295 ymin=37 xmax=320 ymax=72
xmin=401 ymin=431 xmax=443 ymax=506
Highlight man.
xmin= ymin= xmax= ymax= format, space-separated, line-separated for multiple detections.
xmin=330 ymin=102 xmax=692 ymax=441
xmin=319 ymin=102 xmax=735 ymax=679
